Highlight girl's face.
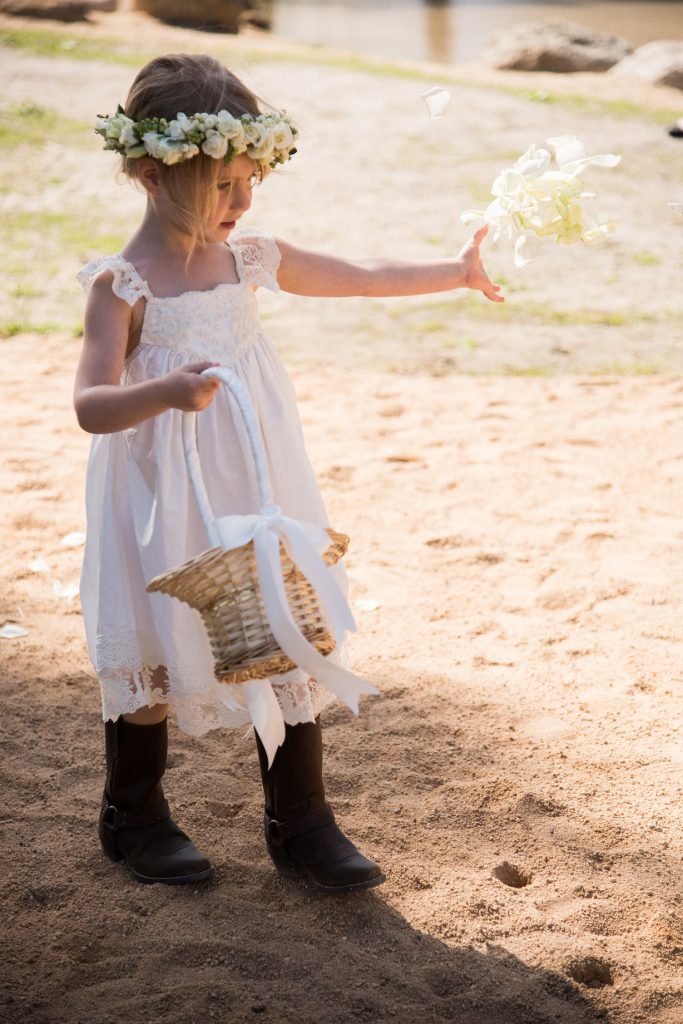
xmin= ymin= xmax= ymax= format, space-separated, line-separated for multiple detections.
xmin=210 ymin=153 xmax=260 ymax=240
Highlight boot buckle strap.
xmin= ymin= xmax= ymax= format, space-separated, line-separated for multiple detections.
xmin=101 ymin=800 xmax=171 ymax=831
xmin=265 ymin=804 xmax=335 ymax=844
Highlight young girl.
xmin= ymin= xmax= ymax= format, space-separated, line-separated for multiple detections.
xmin=75 ymin=52 xmax=504 ymax=894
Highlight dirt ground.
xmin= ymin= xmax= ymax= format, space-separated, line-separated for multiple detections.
xmin=2 ymin=10 xmax=683 ymax=1024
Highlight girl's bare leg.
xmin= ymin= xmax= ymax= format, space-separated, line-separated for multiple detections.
xmin=122 ymin=666 xmax=169 ymax=724
xmin=123 ymin=704 xmax=168 ymax=724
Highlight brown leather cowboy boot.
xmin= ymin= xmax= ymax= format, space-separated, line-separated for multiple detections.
xmin=255 ymin=717 xmax=385 ymax=893
xmin=98 ymin=716 xmax=213 ymax=885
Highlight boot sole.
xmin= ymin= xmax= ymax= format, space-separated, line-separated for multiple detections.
xmin=275 ymin=863 xmax=386 ymax=894
xmin=132 ymin=865 xmax=215 ymax=885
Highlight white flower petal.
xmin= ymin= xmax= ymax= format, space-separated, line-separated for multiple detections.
xmin=421 ymin=87 xmax=452 ymax=119
xmin=355 ymin=598 xmax=381 ymax=612
xmin=547 ymin=135 xmax=586 ymax=167
xmin=514 ymin=235 xmax=533 ymax=268
xmin=60 ymin=531 xmax=86 ymax=548
xmin=669 ymin=201 xmax=683 ymax=214
xmin=0 ymin=624 xmax=29 ymax=639
xmin=53 ymin=581 xmax=79 ymax=601
xmin=561 ymin=153 xmax=621 ymax=178
xmin=28 ymin=558 xmax=51 ymax=573
xmin=515 ymin=149 xmax=551 ymax=180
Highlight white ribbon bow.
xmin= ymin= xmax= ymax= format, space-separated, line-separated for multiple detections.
xmin=214 ymin=504 xmax=379 ymax=766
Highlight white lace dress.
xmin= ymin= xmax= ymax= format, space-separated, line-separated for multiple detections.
xmin=77 ymin=228 xmax=341 ymax=736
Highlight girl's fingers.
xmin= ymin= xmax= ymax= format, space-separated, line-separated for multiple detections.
xmin=472 ymin=225 xmax=489 ymax=245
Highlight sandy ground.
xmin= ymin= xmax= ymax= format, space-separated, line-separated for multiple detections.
xmin=2 ymin=10 xmax=683 ymax=1024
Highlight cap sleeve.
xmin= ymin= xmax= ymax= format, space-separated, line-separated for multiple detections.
xmin=230 ymin=229 xmax=281 ymax=293
xmin=77 ymin=255 xmax=153 ymax=306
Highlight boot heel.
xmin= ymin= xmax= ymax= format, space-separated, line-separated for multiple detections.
xmin=98 ymin=804 xmax=124 ymax=862
xmin=265 ymin=843 xmax=305 ymax=879
xmin=99 ymin=828 xmax=125 ymax=862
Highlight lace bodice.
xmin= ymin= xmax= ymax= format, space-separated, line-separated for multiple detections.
xmin=77 ymin=228 xmax=282 ymax=365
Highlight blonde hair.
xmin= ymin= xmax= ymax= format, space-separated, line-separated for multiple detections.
xmin=122 ymin=53 xmax=267 ymax=252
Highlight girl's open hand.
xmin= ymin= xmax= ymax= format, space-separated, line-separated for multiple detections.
xmin=457 ymin=226 xmax=505 ymax=303
xmin=160 ymin=363 xmax=222 ymax=412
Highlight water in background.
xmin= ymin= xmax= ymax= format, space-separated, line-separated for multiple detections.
xmin=268 ymin=1 xmax=683 ymax=65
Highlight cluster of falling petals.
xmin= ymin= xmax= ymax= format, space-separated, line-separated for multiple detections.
xmin=461 ymin=136 xmax=621 ymax=268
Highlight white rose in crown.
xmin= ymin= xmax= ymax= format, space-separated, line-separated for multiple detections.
xmin=143 ymin=133 xmax=198 ymax=165
xmin=216 ymin=110 xmax=244 ymax=141
xmin=98 ymin=113 xmax=134 ymax=141
xmin=201 ymin=130 xmax=229 ymax=160
xmin=119 ymin=122 xmax=139 ymax=149
xmin=271 ymin=123 xmax=294 ymax=152
xmin=244 ymin=121 xmax=275 ymax=162
xmin=462 ymin=135 xmax=621 ymax=268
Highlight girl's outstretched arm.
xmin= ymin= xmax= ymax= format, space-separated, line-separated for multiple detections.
xmin=74 ymin=271 xmax=220 ymax=434
xmin=274 ymin=227 xmax=504 ymax=303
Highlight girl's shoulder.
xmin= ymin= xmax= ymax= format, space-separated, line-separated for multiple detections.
xmin=77 ymin=254 xmax=153 ymax=307
xmin=230 ymin=227 xmax=282 ymax=294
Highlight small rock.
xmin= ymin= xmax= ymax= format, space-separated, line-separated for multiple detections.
xmin=0 ymin=0 xmax=114 ymax=18
xmin=135 ymin=0 xmax=248 ymax=32
xmin=610 ymin=40 xmax=683 ymax=91
xmin=482 ymin=19 xmax=632 ymax=73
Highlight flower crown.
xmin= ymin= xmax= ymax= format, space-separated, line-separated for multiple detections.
xmin=95 ymin=106 xmax=299 ymax=169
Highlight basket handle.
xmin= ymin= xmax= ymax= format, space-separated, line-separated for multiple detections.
xmin=181 ymin=366 xmax=276 ymax=548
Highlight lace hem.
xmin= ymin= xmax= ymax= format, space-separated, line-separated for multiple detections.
xmin=231 ymin=229 xmax=281 ymax=293
xmin=77 ymin=255 xmax=153 ymax=306
xmin=94 ymin=631 xmax=346 ymax=736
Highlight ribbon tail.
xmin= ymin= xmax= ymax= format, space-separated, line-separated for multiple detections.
xmin=280 ymin=521 xmax=357 ymax=645
xmin=254 ymin=528 xmax=379 ymax=715
xmin=243 ymin=679 xmax=286 ymax=768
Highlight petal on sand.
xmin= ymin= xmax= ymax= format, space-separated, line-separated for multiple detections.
xmin=0 ymin=624 xmax=29 ymax=639
xmin=421 ymin=87 xmax=452 ymax=119
xmin=356 ymin=598 xmax=381 ymax=612
xmin=53 ymin=581 xmax=79 ymax=601
xmin=28 ymin=558 xmax=51 ymax=573
xmin=60 ymin=531 xmax=86 ymax=547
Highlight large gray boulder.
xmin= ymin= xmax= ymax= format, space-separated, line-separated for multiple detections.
xmin=609 ymin=41 xmax=683 ymax=91
xmin=482 ymin=19 xmax=633 ymax=73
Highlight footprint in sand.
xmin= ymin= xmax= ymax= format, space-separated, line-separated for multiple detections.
xmin=384 ymin=454 xmax=423 ymax=465
xmin=492 ymin=862 xmax=533 ymax=889
xmin=321 ymin=464 xmax=354 ymax=483
xmin=516 ymin=793 xmax=566 ymax=818
xmin=378 ymin=403 xmax=405 ymax=418
xmin=205 ymin=799 xmax=244 ymax=819
xmin=425 ymin=535 xmax=472 ymax=549
xmin=565 ymin=956 xmax=614 ymax=988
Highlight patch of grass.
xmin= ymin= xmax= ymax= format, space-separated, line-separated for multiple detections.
xmin=12 ymin=283 xmax=43 ymax=298
xmin=5 ymin=211 xmax=128 ymax=258
xmin=0 ymin=321 xmax=73 ymax=338
xmin=503 ymin=366 xmax=549 ymax=377
xmin=632 ymin=251 xmax=661 ymax=267
xmin=592 ymin=361 xmax=662 ymax=375
xmin=0 ymin=28 xmax=153 ymax=66
xmin=391 ymin=294 xmax=664 ymax=329
xmin=0 ymin=102 xmax=89 ymax=149
xmin=489 ymin=83 xmax=682 ymax=125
